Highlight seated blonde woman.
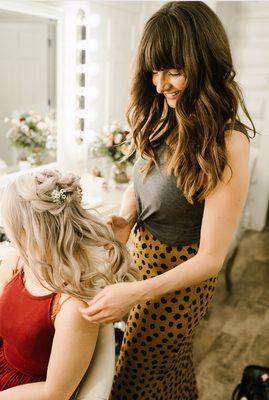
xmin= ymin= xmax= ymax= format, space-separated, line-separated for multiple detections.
xmin=0 ymin=170 xmax=138 ymax=400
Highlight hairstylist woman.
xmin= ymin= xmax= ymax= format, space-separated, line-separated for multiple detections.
xmin=81 ymin=2 xmax=255 ymax=399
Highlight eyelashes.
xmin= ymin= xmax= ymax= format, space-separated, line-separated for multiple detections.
xmin=152 ymin=70 xmax=182 ymax=77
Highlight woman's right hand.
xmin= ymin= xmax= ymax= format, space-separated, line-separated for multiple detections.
xmin=106 ymin=215 xmax=132 ymax=244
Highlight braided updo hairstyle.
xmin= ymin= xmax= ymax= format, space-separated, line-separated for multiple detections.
xmin=1 ymin=169 xmax=139 ymax=301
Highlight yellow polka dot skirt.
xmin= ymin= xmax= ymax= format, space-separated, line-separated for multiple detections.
xmin=110 ymin=226 xmax=218 ymax=400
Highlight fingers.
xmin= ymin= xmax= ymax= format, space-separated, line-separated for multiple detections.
xmin=106 ymin=215 xmax=129 ymax=228
xmin=105 ymin=215 xmax=117 ymax=226
xmin=97 ymin=317 xmax=117 ymax=324
xmin=80 ymin=308 xmax=100 ymax=322
xmin=81 ymin=311 xmax=118 ymax=324
xmin=80 ymin=292 xmax=106 ymax=316
xmin=116 ymin=216 xmax=129 ymax=228
xmin=80 ymin=294 xmax=120 ymax=323
xmin=81 ymin=308 xmax=108 ymax=322
xmin=86 ymin=291 xmax=106 ymax=308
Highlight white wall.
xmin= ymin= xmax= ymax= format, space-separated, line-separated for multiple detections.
xmin=87 ymin=1 xmax=141 ymax=130
xmin=216 ymin=1 xmax=269 ymax=231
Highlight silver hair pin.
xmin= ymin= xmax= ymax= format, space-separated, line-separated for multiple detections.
xmin=51 ymin=188 xmax=67 ymax=205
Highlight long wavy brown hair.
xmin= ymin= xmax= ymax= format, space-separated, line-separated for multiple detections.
xmin=127 ymin=1 xmax=256 ymax=203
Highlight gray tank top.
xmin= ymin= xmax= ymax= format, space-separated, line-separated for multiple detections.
xmin=133 ymin=144 xmax=204 ymax=246
xmin=133 ymin=121 xmax=248 ymax=246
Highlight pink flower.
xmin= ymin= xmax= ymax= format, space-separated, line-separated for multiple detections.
xmin=114 ymin=133 xmax=123 ymax=144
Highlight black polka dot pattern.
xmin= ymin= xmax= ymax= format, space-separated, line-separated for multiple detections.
xmin=110 ymin=227 xmax=218 ymax=400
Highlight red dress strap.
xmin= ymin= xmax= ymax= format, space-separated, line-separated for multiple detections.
xmin=51 ymin=293 xmax=61 ymax=323
xmin=51 ymin=294 xmax=72 ymax=323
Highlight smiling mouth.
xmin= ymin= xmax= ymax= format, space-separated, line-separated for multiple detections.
xmin=164 ymin=91 xmax=180 ymax=99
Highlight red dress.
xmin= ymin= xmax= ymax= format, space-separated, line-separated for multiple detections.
xmin=0 ymin=263 xmax=58 ymax=390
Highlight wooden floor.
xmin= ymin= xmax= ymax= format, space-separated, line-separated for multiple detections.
xmin=194 ymin=226 xmax=269 ymax=399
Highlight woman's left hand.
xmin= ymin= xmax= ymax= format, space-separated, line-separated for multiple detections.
xmin=80 ymin=282 xmax=141 ymax=324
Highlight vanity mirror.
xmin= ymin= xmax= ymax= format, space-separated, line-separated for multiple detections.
xmin=0 ymin=1 xmax=63 ymax=182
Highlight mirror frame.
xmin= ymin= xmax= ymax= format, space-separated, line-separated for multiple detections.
xmin=0 ymin=0 xmax=63 ymax=186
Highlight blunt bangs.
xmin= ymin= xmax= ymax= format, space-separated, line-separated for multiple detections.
xmin=143 ymin=15 xmax=184 ymax=73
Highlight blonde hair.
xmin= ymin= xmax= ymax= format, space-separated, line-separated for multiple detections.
xmin=1 ymin=169 xmax=139 ymax=301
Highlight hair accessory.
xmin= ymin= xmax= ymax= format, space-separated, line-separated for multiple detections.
xmin=51 ymin=188 xmax=67 ymax=205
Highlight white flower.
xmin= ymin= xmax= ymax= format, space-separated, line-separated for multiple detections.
xmin=4 ymin=117 xmax=9 ymax=123
xmin=36 ymin=121 xmax=47 ymax=131
xmin=20 ymin=124 xmax=29 ymax=134
xmin=11 ymin=118 xmax=19 ymax=125
xmin=29 ymin=129 xmax=36 ymax=138
xmin=114 ymin=133 xmax=123 ymax=144
xmin=51 ymin=188 xmax=67 ymax=205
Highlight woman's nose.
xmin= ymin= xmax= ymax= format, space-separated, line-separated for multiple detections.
xmin=155 ymin=72 xmax=169 ymax=94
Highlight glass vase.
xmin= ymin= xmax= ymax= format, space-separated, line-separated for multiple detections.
xmin=113 ymin=161 xmax=129 ymax=185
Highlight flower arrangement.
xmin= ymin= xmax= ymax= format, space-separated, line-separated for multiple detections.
xmin=5 ymin=110 xmax=57 ymax=166
xmin=90 ymin=121 xmax=135 ymax=185
xmin=91 ymin=121 xmax=134 ymax=164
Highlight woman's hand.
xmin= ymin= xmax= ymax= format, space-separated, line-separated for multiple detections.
xmin=80 ymin=282 xmax=141 ymax=324
xmin=106 ymin=215 xmax=132 ymax=244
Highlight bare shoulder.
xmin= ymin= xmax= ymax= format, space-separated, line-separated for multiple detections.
xmin=0 ymin=247 xmax=20 ymax=289
xmin=224 ymin=129 xmax=250 ymax=156
xmin=221 ymin=129 xmax=250 ymax=186
xmin=55 ymin=296 xmax=99 ymax=334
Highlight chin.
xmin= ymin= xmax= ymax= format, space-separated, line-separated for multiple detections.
xmin=166 ymin=100 xmax=177 ymax=108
